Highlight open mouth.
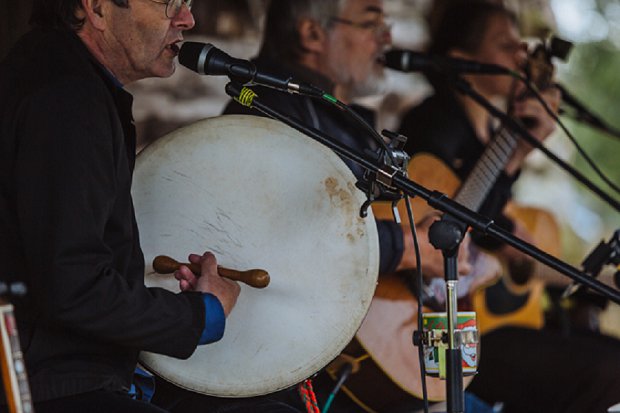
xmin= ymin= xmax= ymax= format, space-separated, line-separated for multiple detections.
xmin=167 ymin=42 xmax=181 ymax=55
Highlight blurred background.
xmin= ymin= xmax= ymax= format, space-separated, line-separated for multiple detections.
xmin=2 ymin=0 xmax=619 ymax=333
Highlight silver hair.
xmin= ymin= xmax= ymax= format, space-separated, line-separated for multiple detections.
xmin=259 ymin=0 xmax=348 ymax=63
xmin=306 ymin=0 xmax=347 ymax=29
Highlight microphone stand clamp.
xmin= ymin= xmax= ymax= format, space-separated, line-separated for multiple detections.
xmin=357 ymin=130 xmax=410 ymax=219
xmin=564 ymin=229 xmax=620 ymax=298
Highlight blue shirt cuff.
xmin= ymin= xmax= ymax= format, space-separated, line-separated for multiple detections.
xmin=199 ymin=293 xmax=226 ymax=344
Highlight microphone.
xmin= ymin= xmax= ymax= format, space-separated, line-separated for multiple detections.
xmin=384 ymin=49 xmax=511 ymax=75
xmin=178 ymin=42 xmax=322 ymax=96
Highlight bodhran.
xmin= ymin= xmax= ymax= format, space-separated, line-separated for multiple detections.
xmin=133 ymin=115 xmax=379 ymax=397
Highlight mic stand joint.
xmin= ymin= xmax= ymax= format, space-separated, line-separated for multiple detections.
xmin=563 ymin=228 xmax=620 ymax=298
xmin=357 ymin=130 xmax=410 ymax=218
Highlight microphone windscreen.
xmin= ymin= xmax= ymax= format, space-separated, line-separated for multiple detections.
xmin=179 ymin=42 xmax=212 ymax=73
xmin=384 ymin=49 xmax=407 ymax=71
xmin=384 ymin=49 xmax=430 ymax=72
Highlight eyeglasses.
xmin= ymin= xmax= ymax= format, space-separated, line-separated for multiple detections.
xmin=147 ymin=0 xmax=193 ymax=19
xmin=330 ymin=17 xmax=392 ymax=37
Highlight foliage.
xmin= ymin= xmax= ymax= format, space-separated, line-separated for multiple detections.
xmin=558 ymin=27 xmax=620 ymax=233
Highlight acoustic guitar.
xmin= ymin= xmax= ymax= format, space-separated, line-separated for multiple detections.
xmin=326 ymin=45 xmax=563 ymax=411
xmin=473 ymin=202 xmax=562 ymax=334
xmin=327 ymin=148 xmax=560 ymax=411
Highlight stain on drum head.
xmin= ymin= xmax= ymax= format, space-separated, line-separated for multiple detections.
xmin=133 ymin=115 xmax=379 ymax=397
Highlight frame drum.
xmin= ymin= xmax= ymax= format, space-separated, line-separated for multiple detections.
xmin=133 ymin=115 xmax=379 ymax=397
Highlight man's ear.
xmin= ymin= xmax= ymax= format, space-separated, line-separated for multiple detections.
xmin=298 ymin=18 xmax=327 ymax=54
xmin=80 ymin=0 xmax=108 ymax=31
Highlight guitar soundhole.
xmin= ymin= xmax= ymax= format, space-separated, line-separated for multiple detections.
xmin=485 ymin=279 xmax=529 ymax=314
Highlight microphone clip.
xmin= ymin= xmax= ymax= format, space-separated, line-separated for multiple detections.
xmin=357 ymin=130 xmax=410 ymax=218
xmin=582 ymin=229 xmax=620 ymax=277
xmin=564 ymin=229 xmax=620 ymax=298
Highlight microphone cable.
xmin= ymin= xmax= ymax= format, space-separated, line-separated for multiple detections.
xmin=513 ymin=73 xmax=620 ymax=197
xmin=403 ymin=192 xmax=430 ymax=413
xmin=321 ymin=362 xmax=352 ymax=413
xmin=313 ymin=95 xmax=429 ymax=413
xmin=317 ymin=93 xmax=396 ymax=165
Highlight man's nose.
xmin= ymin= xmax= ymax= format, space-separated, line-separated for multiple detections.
xmin=377 ymin=22 xmax=392 ymax=45
xmin=172 ymin=3 xmax=195 ymax=30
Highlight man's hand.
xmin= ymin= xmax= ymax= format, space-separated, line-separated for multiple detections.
xmin=175 ymin=252 xmax=241 ymax=316
xmin=505 ymin=87 xmax=561 ymax=176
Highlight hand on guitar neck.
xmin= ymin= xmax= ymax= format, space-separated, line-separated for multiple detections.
xmin=505 ymin=39 xmax=563 ymax=176
xmin=505 ymin=86 xmax=561 ymax=176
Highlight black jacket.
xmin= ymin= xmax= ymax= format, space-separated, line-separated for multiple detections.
xmin=0 ymin=29 xmax=205 ymax=401
xmin=222 ymin=58 xmax=404 ymax=274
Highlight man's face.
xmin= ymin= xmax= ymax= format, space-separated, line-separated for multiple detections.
xmin=324 ymin=0 xmax=391 ymax=99
xmin=101 ymin=0 xmax=195 ymax=83
xmin=464 ymin=14 xmax=526 ymax=99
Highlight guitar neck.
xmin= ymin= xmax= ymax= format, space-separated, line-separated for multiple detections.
xmin=0 ymin=302 xmax=34 ymax=413
xmin=454 ymin=127 xmax=518 ymax=211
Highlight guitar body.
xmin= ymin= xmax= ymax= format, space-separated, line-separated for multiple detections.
xmin=326 ymin=273 xmax=449 ymax=412
xmin=334 ymin=153 xmax=556 ymax=411
xmin=473 ymin=204 xmax=562 ymax=334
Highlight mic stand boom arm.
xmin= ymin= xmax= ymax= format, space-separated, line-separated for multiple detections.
xmin=225 ymin=81 xmax=620 ymax=413
xmin=450 ymin=76 xmax=620 ymax=213
xmin=224 ymin=81 xmax=620 ymax=305
xmin=556 ymin=83 xmax=620 ymax=140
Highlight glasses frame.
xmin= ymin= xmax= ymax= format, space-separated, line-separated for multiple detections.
xmin=148 ymin=0 xmax=193 ymax=19
xmin=329 ymin=16 xmax=392 ymax=37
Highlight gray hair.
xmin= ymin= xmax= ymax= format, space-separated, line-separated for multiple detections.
xmin=305 ymin=0 xmax=347 ymax=29
xmin=258 ymin=0 xmax=347 ymax=64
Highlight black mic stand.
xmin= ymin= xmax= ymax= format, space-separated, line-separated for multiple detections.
xmin=563 ymin=229 xmax=620 ymax=298
xmin=224 ymin=80 xmax=620 ymax=302
xmin=427 ymin=216 xmax=468 ymax=412
xmin=557 ymin=84 xmax=620 ymax=140
xmin=224 ymin=81 xmax=620 ymax=413
xmin=448 ymin=76 xmax=620 ymax=213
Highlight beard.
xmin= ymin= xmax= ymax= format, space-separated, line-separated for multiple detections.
xmin=349 ymin=66 xmax=388 ymax=99
xmin=327 ymin=56 xmax=389 ymax=101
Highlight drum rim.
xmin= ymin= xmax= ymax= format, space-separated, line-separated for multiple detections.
xmin=134 ymin=115 xmax=380 ymax=397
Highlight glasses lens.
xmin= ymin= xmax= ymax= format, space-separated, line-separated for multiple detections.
xmin=165 ymin=0 xmax=173 ymax=18
xmin=165 ymin=0 xmax=185 ymax=18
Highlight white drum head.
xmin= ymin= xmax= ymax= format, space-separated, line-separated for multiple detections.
xmin=133 ymin=115 xmax=379 ymax=397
